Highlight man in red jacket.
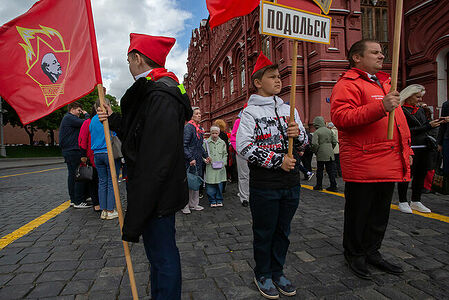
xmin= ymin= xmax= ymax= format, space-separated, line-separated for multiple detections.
xmin=331 ymin=39 xmax=412 ymax=280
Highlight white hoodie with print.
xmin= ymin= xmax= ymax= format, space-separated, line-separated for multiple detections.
xmin=236 ymin=94 xmax=308 ymax=188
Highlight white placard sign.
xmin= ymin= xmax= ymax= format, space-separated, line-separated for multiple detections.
xmin=261 ymin=1 xmax=332 ymax=44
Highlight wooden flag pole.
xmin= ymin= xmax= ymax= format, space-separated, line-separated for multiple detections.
xmin=387 ymin=0 xmax=404 ymax=140
xmin=97 ymin=84 xmax=139 ymax=300
xmin=288 ymin=40 xmax=298 ymax=157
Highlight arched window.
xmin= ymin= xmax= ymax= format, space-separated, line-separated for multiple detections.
xmin=229 ymin=71 xmax=234 ymax=96
xmin=261 ymin=36 xmax=271 ymax=60
xmin=217 ymin=70 xmax=224 ymax=102
xmin=361 ymin=0 xmax=389 ymax=60
xmin=240 ymin=56 xmax=246 ymax=90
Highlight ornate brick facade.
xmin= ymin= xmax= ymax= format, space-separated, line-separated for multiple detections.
xmin=184 ymin=0 xmax=449 ymax=131
xmin=402 ymin=0 xmax=449 ymax=114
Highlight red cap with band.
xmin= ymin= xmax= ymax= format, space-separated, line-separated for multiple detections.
xmin=251 ymin=52 xmax=274 ymax=76
xmin=128 ymin=33 xmax=176 ymax=67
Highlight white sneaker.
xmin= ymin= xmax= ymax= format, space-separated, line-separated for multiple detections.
xmin=106 ymin=210 xmax=118 ymax=220
xmin=398 ymin=202 xmax=413 ymax=214
xmin=190 ymin=205 xmax=204 ymax=211
xmin=410 ymin=202 xmax=431 ymax=213
xmin=73 ymin=202 xmax=92 ymax=209
xmin=100 ymin=210 xmax=107 ymax=220
xmin=181 ymin=207 xmax=191 ymax=214
xmin=306 ymin=172 xmax=315 ymax=181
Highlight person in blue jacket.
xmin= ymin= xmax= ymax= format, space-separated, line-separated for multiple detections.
xmin=89 ymin=98 xmax=121 ymax=220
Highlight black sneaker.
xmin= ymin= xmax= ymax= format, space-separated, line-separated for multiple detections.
xmin=273 ymin=275 xmax=296 ymax=296
xmin=254 ymin=277 xmax=279 ymax=299
xmin=242 ymin=200 xmax=249 ymax=207
xmin=313 ymin=186 xmax=322 ymax=191
xmin=73 ymin=202 xmax=92 ymax=209
xmin=326 ymin=186 xmax=338 ymax=192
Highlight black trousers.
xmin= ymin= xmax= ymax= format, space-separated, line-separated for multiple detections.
xmin=316 ymin=160 xmax=337 ymax=188
xmin=63 ymin=150 xmax=87 ymax=205
xmin=343 ymin=182 xmax=394 ymax=257
xmin=398 ymin=148 xmax=428 ymax=203
xmin=249 ymin=186 xmax=300 ymax=279
xmin=88 ymin=167 xmax=99 ymax=206
xmin=301 ymin=152 xmax=313 ymax=174
xmin=334 ymin=154 xmax=342 ymax=177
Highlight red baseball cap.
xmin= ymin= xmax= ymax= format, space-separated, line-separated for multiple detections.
xmin=128 ymin=33 xmax=176 ymax=67
xmin=251 ymin=52 xmax=274 ymax=76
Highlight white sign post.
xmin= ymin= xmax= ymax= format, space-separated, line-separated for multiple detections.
xmin=259 ymin=0 xmax=332 ymax=156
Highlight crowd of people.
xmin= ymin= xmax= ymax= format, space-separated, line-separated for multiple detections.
xmin=58 ymin=35 xmax=449 ymax=300
xmin=59 ymin=97 xmax=123 ymax=220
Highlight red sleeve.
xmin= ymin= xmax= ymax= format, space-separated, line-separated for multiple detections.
xmin=331 ymin=81 xmax=387 ymax=130
xmin=78 ymin=119 xmax=90 ymax=150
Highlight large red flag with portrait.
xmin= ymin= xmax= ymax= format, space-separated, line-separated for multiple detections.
xmin=0 ymin=0 xmax=102 ymax=125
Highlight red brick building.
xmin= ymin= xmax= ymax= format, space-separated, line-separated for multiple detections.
xmin=184 ymin=0 xmax=449 ymax=131
xmin=3 ymin=124 xmax=58 ymax=145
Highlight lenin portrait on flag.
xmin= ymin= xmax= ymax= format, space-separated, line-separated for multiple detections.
xmin=41 ymin=52 xmax=62 ymax=83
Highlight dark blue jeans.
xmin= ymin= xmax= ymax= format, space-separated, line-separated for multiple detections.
xmin=63 ymin=150 xmax=87 ymax=205
xmin=249 ymin=186 xmax=300 ymax=279
xmin=142 ymin=214 xmax=181 ymax=300
xmin=94 ymin=153 xmax=120 ymax=211
xmin=206 ymin=182 xmax=224 ymax=204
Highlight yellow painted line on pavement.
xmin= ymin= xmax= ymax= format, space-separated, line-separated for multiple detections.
xmin=301 ymin=184 xmax=449 ymax=224
xmin=0 ymin=200 xmax=70 ymax=250
xmin=0 ymin=167 xmax=65 ymax=179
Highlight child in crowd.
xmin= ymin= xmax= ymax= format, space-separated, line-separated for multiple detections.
xmin=237 ymin=53 xmax=307 ymax=299
xmin=203 ymin=126 xmax=227 ymax=207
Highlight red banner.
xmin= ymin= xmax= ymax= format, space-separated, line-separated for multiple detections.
xmin=276 ymin=0 xmax=321 ymax=14
xmin=206 ymin=0 xmax=260 ymax=29
xmin=0 ymin=0 xmax=102 ymax=125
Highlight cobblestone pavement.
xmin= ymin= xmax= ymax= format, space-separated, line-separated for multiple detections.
xmin=0 ymin=164 xmax=449 ymax=299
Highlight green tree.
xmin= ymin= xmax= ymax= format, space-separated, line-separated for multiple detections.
xmin=3 ymin=89 xmax=120 ymax=145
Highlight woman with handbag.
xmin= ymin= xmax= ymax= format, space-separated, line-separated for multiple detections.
xmin=203 ymin=126 xmax=228 ymax=207
xmin=397 ymin=84 xmax=444 ymax=213
xmin=89 ymin=99 xmax=121 ymax=220
xmin=182 ymin=107 xmax=210 ymax=214
xmin=78 ymin=104 xmax=100 ymax=212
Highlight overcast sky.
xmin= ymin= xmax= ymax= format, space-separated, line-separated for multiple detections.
xmin=0 ymin=0 xmax=209 ymax=100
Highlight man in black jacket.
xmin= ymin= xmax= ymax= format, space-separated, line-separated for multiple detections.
xmin=98 ymin=33 xmax=192 ymax=300
xmin=59 ymin=102 xmax=91 ymax=208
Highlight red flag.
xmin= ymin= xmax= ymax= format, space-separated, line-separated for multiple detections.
xmin=276 ymin=0 xmax=321 ymax=14
xmin=0 ymin=0 xmax=102 ymax=125
xmin=206 ymin=0 xmax=260 ymax=29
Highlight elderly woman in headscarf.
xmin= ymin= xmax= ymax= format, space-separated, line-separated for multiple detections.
xmin=397 ymin=84 xmax=444 ymax=214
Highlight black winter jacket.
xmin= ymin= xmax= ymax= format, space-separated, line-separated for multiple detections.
xmin=402 ymin=106 xmax=432 ymax=147
xmin=108 ymin=76 xmax=193 ymax=243
xmin=438 ymin=100 xmax=449 ymax=144
xmin=59 ymin=112 xmax=89 ymax=153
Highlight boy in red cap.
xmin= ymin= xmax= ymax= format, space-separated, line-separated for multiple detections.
xmin=98 ymin=33 xmax=192 ymax=299
xmin=236 ymin=53 xmax=308 ymax=299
